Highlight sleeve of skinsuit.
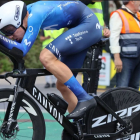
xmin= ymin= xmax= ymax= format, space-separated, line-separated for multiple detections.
xmin=0 ymin=5 xmax=47 ymax=57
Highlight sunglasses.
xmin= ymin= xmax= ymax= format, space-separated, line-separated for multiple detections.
xmin=0 ymin=25 xmax=17 ymax=36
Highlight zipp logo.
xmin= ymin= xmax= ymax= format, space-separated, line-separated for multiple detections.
xmin=14 ymin=5 xmax=20 ymax=21
xmin=96 ymin=23 xmax=101 ymax=29
xmin=24 ymin=39 xmax=31 ymax=47
xmin=92 ymin=104 xmax=140 ymax=128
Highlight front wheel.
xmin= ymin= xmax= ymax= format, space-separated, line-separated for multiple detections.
xmin=0 ymin=88 xmax=46 ymax=140
xmin=87 ymin=87 xmax=140 ymax=140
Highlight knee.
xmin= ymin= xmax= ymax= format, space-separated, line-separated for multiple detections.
xmin=39 ymin=49 xmax=55 ymax=69
xmin=40 ymin=50 xmax=48 ymax=65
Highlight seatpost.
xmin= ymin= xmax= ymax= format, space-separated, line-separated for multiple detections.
xmin=88 ymin=45 xmax=102 ymax=94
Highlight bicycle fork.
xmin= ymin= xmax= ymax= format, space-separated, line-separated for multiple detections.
xmin=2 ymin=78 xmax=25 ymax=135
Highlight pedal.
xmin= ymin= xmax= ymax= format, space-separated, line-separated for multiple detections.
xmin=47 ymin=93 xmax=68 ymax=114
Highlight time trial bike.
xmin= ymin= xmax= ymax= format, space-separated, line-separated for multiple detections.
xmin=0 ymin=38 xmax=140 ymax=140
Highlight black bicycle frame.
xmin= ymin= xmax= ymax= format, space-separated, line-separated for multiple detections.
xmin=0 ymin=39 xmax=129 ymax=139
xmin=1 ymin=68 xmax=128 ymax=139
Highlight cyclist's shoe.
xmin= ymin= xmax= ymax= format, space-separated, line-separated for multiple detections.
xmin=66 ymin=98 xmax=97 ymax=119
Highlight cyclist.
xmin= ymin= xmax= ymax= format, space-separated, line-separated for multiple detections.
xmin=0 ymin=1 xmax=102 ymax=118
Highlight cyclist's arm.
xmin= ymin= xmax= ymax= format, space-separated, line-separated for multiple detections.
xmin=0 ymin=11 xmax=45 ymax=57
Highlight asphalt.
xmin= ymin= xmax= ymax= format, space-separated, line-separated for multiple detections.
xmin=0 ymin=74 xmax=105 ymax=140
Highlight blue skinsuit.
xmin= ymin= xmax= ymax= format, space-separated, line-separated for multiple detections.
xmin=0 ymin=1 xmax=102 ymax=69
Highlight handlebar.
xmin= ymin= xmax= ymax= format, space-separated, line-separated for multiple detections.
xmin=0 ymin=72 xmax=28 ymax=79
xmin=0 ymin=72 xmax=29 ymax=84
xmin=0 ymin=68 xmax=97 ymax=79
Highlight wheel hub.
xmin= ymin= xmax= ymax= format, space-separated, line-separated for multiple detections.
xmin=116 ymin=119 xmax=133 ymax=136
xmin=0 ymin=122 xmax=19 ymax=140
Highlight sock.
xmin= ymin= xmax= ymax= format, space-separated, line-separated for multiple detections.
xmin=64 ymin=75 xmax=93 ymax=102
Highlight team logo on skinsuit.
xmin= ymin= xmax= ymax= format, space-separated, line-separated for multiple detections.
xmin=29 ymin=26 xmax=33 ymax=32
xmin=96 ymin=23 xmax=101 ymax=29
xmin=28 ymin=26 xmax=34 ymax=39
xmin=58 ymin=2 xmax=79 ymax=10
xmin=48 ymin=43 xmax=61 ymax=58
xmin=87 ymin=13 xmax=93 ymax=18
xmin=0 ymin=34 xmax=17 ymax=45
xmin=65 ymin=35 xmax=73 ymax=44
xmin=29 ymin=13 xmax=33 ymax=18
xmin=67 ymin=20 xmax=72 ymax=26
xmin=24 ymin=39 xmax=31 ymax=47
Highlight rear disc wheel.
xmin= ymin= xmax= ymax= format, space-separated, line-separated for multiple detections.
xmin=87 ymin=87 xmax=140 ymax=140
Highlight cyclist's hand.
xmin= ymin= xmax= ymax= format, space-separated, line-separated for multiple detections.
xmin=103 ymin=28 xmax=110 ymax=38
xmin=114 ymin=54 xmax=123 ymax=73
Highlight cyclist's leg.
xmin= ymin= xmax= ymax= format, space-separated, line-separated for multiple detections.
xmin=40 ymin=13 xmax=102 ymax=118
xmin=40 ymin=29 xmax=101 ymax=98
xmin=56 ymin=80 xmax=78 ymax=113
xmin=57 ymin=49 xmax=88 ymax=113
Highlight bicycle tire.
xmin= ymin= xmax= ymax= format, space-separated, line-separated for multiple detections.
xmin=0 ymin=88 xmax=46 ymax=140
xmin=87 ymin=87 xmax=140 ymax=140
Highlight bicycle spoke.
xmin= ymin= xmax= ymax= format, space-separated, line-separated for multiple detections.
xmin=17 ymin=112 xmax=27 ymax=120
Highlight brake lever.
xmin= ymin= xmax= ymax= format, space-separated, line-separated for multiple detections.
xmin=4 ymin=72 xmax=13 ymax=85
xmin=5 ymin=78 xmax=11 ymax=85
